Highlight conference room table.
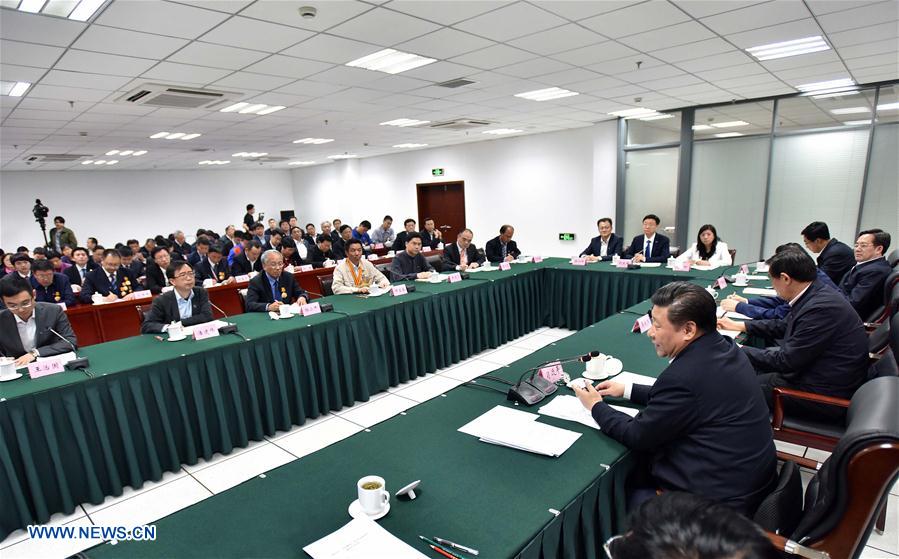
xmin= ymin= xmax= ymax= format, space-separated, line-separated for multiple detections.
xmin=0 ymin=258 xmax=742 ymax=544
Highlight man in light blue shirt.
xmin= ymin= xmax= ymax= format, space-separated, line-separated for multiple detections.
xmin=370 ymin=215 xmax=396 ymax=246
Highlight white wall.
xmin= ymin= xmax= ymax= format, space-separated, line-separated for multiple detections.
xmin=291 ymin=120 xmax=619 ymax=257
xmin=0 ymin=170 xmax=294 ymax=250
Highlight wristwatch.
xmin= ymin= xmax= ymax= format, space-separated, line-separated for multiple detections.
xmin=31 ymin=349 xmax=40 ymax=359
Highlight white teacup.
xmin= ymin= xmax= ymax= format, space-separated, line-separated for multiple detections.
xmin=705 ymin=287 xmax=719 ymax=299
xmin=387 ymin=251 xmax=395 ymax=257
xmin=586 ymin=355 xmax=608 ymax=379
xmin=429 ymin=273 xmax=441 ymax=283
xmin=0 ymin=357 xmax=16 ymax=378
xmin=279 ymin=304 xmax=293 ymax=318
xmin=91 ymin=293 xmax=104 ymax=304
xmin=357 ymin=475 xmax=389 ymax=515
xmin=734 ymin=272 xmax=748 ymax=286
xmin=168 ymin=323 xmax=185 ymax=340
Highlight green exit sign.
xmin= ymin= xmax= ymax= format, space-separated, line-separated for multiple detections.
xmin=432 ymin=168 xmax=444 ymax=177
xmin=559 ymin=233 xmax=576 ymax=241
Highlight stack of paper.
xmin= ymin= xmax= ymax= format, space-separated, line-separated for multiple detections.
xmin=458 ymin=405 xmax=581 ymax=457
xmin=745 ymin=275 xmax=768 ymax=281
xmin=538 ymin=396 xmax=639 ymax=430
xmin=725 ymin=311 xmax=751 ymax=320
xmin=303 ymin=518 xmax=426 ymax=559
xmin=743 ymin=287 xmax=778 ymax=296
xmin=613 ymin=372 xmax=658 ymax=387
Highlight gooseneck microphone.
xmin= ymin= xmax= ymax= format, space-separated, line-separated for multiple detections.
xmin=47 ymin=327 xmax=90 ymax=369
xmin=208 ymin=301 xmax=248 ymax=340
xmin=507 ymin=350 xmax=601 ymax=406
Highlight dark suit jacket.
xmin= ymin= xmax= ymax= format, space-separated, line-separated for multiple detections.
xmin=817 ymin=238 xmax=855 ymax=284
xmin=0 ymin=302 xmax=78 ymax=358
xmin=140 ymin=287 xmax=214 ymax=333
xmin=623 ymin=233 xmax=671 ymax=263
xmin=419 ymin=229 xmax=441 ymax=250
xmin=31 ymin=273 xmax=76 ymax=307
xmin=230 ymin=253 xmax=262 ymax=277
xmin=331 ymin=238 xmax=347 ymax=260
xmin=145 ymin=262 xmax=169 ymax=295
xmin=484 ymin=236 xmax=521 ymax=263
xmin=308 ymin=246 xmax=335 ymax=268
xmin=245 ymin=272 xmax=308 ymax=312
xmin=80 ymin=267 xmax=138 ymax=303
xmin=591 ymin=332 xmax=777 ymax=514
xmin=64 ymin=264 xmax=92 ymax=287
xmin=743 ymin=279 xmax=869 ymax=399
xmin=170 ymin=241 xmax=191 ymax=259
xmin=839 ymin=257 xmax=892 ymax=320
xmin=388 ymin=251 xmax=434 ymax=281
xmin=442 ymin=243 xmax=485 ymax=270
xmin=194 ymin=257 xmax=230 ymax=283
xmin=581 ymin=233 xmax=623 ymax=260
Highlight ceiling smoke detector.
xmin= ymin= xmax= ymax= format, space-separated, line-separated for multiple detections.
xmin=299 ymin=6 xmax=317 ymax=18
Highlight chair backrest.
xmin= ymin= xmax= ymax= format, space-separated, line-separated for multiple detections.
xmin=375 ymin=263 xmax=390 ymax=274
xmin=426 ymin=254 xmax=443 ymax=273
xmin=753 ymin=460 xmax=803 ymax=536
xmin=887 ymin=249 xmax=898 ymax=269
xmin=477 ymin=248 xmax=486 ymax=260
xmin=891 ymin=314 xmax=899 ymax=366
xmin=791 ymin=376 xmax=899 ymax=556
xmin=317 ymin=275 xmax=334 ymax=297
xmin=728 ymin=248 xmax=737 ymax=264
xmin=867 ymin=319 xmax=890 ymax=355
xmin=237 ymin=288 xmax=247 ymax=312
xmin=868 ymin=348 xmax=898 ymax=379
xmin=135 ymin=304 xmax=150 ymax=325
xmin=865 ymin=270 xmax=899 ymax=324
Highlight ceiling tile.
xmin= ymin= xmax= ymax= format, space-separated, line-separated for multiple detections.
xmin=828 ymin=22 xmax=899 ymax=48
xmin=676 ymin=50 xmax=756 ymax=72
xmin=726 ymin=19 xmax=823 ymax=49
xmin=587 ymin=55 xmax=665 ymax=75
xmin=364 ymin=74 xmax=432 ymax=92
xmin=697 ymin=62 xmax=770 ymax=81
xmin=169 ymin=0 xmax=256 ymax=13
xmin=550 ymin=40 xmax=638 ymax=66
xmin=40 ymin=69 xmax=133 ymax=91
xmin=304 ymin=65 xmax=387 ymax=87
xmin=700 ymin=1 xmax=810 ymax=35
xmin=140 ymin=61 xmax=234 ymax=84
xmin=533 ymin=0 xmax=643 ymax=21
xmin=533 ymin=68 xmax=604 ymax=86
xmin=580 ymin=2 xmax=690 ymax=38
xmin=618 ymin=21 xmax=715 ymax=52
xmin=239 ymin=0 xmax=374 ymax=32
xmin=617 ymin=64 xmax=687 ymax=84
xmin=27 ymin=84 xmax=111 ymax=102
xmin=0 ymin=9 xmax=85 ymax=47
xmin=672 ymin=0 xmax=769 ymax=19
xmin=838 ymin=38 xmax=898 ymax=59
xmin=54 ymin=50 xmax=159 ymax=77
xmin=760 ymin=49 xmax=839 ymax=71
xmin=0 ymin=64 xmax=46 ymax=83
xmin=282 ymin=34 xmax=379 ymax=64
xmin=96 ymin=0 xmax=230 ymax=39
xmin=242 ymin=55 xmax=333 ymax=79
xmin=507 ymin=23 xmax=605 ymax=55
xmin=651 ymin=37 xmax=735 ymax=63
xmin=845 ymin=51 xmax=899 ymax=71
xmin=396 ymin=28 xmax=494 ymax=60
xmin=326 ymin=7 xmax=441 ymax=46
xmin=772 ymin=61 xmax=848 ymax=81
xmin=199 ymin=16 xmax=315 ymax=52
xmin=166 ymin=41 xmax=271 ymax=70
xmin=454 ymin=3 xmax=568 ymax=42
xmin=400 ymin=60 xmax=480 ymax=82
xmin=495 ymin=57 xmax=574 ymax=79
xmin=275 ymin=79 xmax=347 ymax=97
xmin=0 ymin=40 xmax=64 ymax=68
xmin=385 ymin=1 xmax=507 ymax=25
xmin=211 ymin=71 xmax=297 ymax=91
xmin=817 ymin=1 xmax=899 ymax=33
xmin=72 ymin=25 xmax=189 ymax=60
xmin=449 ymin=44 xmax=536 ymax=70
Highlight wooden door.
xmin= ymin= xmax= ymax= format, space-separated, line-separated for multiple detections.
xmin=416 ymin=181 xmax=465 ymax=243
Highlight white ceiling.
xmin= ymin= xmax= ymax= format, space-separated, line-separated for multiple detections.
xmin=1 ymin=0 xmax=897 ymax=171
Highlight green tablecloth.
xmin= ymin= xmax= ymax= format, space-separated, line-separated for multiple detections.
xmin=88 ymin=311 xmax=671 ymax=559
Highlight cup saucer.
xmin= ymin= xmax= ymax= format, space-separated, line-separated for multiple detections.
xmin=0 ymin=372 xmax=23 ymax=382
xmin=167 ymin=335 xmax=186 ymax=342
xmin=583 ymin=357 xmax=623 ymax=380
xmin=348 ymin=499 xmax=390 ymax=521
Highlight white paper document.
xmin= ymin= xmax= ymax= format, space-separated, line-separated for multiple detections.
xmin=458 ymin=405 xmax=581 ymax=457
xmin=742 ymin=287 xmax=778 ymax=296
xmin=539 ymin=396 xmax=640 ymax=431
xmin=725 ymin=311 xmax=751 ymax=320
xmin=303 ymin=518 xmax=427 ymax=559
xmin=745 ymin=275 xmax=768 ymax=281
xmin=612 ymin=372 xmax=657 ymax=387
xmin=718 ymin=329 xmax=741 ymax=339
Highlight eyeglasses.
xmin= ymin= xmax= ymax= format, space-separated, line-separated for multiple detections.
xmin=175 ymin=271 xmax=195 ymax=279
xmin=603 ymin=534 xmax=624 ymax=559
xmin=854 ymin=242 xmax=873 ymax=248
xmin=265 ymin=262 xmax=284 ymax=268
xmin=5 ymin=299 xmax=34 ymax=311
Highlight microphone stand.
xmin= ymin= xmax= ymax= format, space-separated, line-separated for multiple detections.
xmin=47 ymin=327 xmax=90 ymax=370
xmin=208 ymin=301 xmax=248 ymax=340
xmin=506 ymin=352 xmax=598 ymax=406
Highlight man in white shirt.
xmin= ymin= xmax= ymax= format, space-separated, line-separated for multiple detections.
xmin=0 ymin=274 xmax=78 ymax=366
xmin=332 ymin=239 xmax=390 ymax=294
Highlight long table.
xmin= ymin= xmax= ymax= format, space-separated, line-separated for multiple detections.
xmin=0 ymin=259 xmax=737 ymax=544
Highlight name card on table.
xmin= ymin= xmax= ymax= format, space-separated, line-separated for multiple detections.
xmin=373 ymin=243 xmax=384 ymax=249
xmin=740 ymin=264 xmax=749 ymax=274
xmin=367 ymin=254 xmax=379 ymax=261
xmin=570 ymin=257 xmax=587 ymax=266
xmin=499 ymin=262 xmax=512 ymax=271
xmin=716 ymin=277 xmax=727 ymax=289
xmin=235 ymin=275 xmax=250 ymax=283
xmin=616 ymin=259 xmax=632 ymax=269
xmin=192 ymin=323 xmax=220 ymax=340
xmin=299 ymin=264 xmax=314 ymax=272
xmin=532 ymin=256 xmax=543 ymax=263
xmin=672 ymin=261 xmax=691 ymax=272
xmin=132 ymin=290 xmax=152 ymax=299
xmin=447 ymin=272 xmax=463 ymax=283
xmin=390 ymin=284 xmax=408 ymax=297
xmin=56 ymin=303 xmax=67 ymax=311
xmin=538 ymin=361 xmax=565 ymax=382
xmin=633 ymin=314 xmax=652 ymax=333
xmin=300 ymin=302 xmax=322 ymax=317
xmin=29 ymin=358 xmax=65 ymax=379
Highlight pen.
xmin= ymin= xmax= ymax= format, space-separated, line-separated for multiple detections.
xmin=429 ymin=544 xmax=459 ymax=559
xmin=420 ymin=536 xmax=464 ymax=557
xmin=434 ymin=537 xmax=479 ymax=556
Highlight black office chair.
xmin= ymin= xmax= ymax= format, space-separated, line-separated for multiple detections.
xmin=426 ymin=254 xmax=443 ymax=273
xmin=135 ymin=304 xmax=150 ymax=325
xmin=317 ymin=275 xmax=334 ymax=297
xmin=477 ymin=248 xmax=486 ymax=261
xmin=728 ymin=248 xmax=737 ymax=265
xmin=886 ymin=249 xmax=898 ymax=269
xmin=237 ymin=288 xmax=247 ymax=313
xmin=753 ymin=460 xmax=803 ymax=536
xmin=864 ymin=270 xmax=899 ymax=326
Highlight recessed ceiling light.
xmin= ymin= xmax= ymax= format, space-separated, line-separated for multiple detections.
xmin=14 ymin=0 xmax=104 ymax=20
xmin=710 ymin=121 xmax=749 ymax=128
xmin=105 ymin=160 xmax=118 ymax=165
xmin=220 ymin=102 xmax=287 ymax=115
xmin=393 ymin=143 xmax=429 ymax=148
xmin=293 ymin=138 xmax=334 ymax=144
xmin=692 ymin=124 xmax=714 ymax=131
xmin=796 ymin=78 xmax=855 ymax=93
xmin=877 ymin=102 xmax=899 ymax=111
xmin=81 ymin=160 xmax=94 ymax=165
xmin=104 ymin=149 xmax=145 ymax=157
xmin=514 ymin=87 xmax=580 ymax=101
xmin=238 ymin=103 xmax=267 ymax=114
xmin=165 ymin=133 xmax=185 ymax=139
xmin=482 ymin=128 xmax=523 ymax=135
xmin=639 ymin=113 xmax=675 ymax=121
xmin=608 ymin=107 xmax=658 ymax=118
xmin=132 ymin=150 xmax=147 ymax=156
xmin=346 ymin=49 xmax=436 ymax=75
xmin=288 ymin=161 xmax=316 ymax=165
xmin=830 ymin=107 xmax=870 ymax=115
xmin=8 ymin=82 xmax=31 ymax=97
xmin=843 ymin=120 xmax=872 ymax=126
xmin=380 ymin=118 xmax=430 ymax=127
xmin=256 ymin=105 xmax=286 ymax=115
xmin=68 ymin=0 xmax=105 ymax=21
xmin=328 ymin=154 xmax=358 ymax=159
xmin=233 ymin=152 xmax=268 ymax=157
xmin=150 ymin=132 xmax=203 ymax=140
xmin=812 ymin=90 xmax=859 ymax=99
xmin=714 ymin=132 xmax=744 ymax=138
xmin=180 ymin=133 xmax=202 ymax=140
xmin=150 ymin=132 xmax=169 ymax=139
xmin=105 ymin=150 xmax=119 ymax=156
xmin=746 ymin=36 xmax=830 ymax=61
xmin=93 ymin=160 xmax=106 ymax=165
xmin=199 ymin=160 xmax=229 ymax=165
xmin=220 ymin=102 xmax=249 ymax=113
xmin=18 ymin=0 xmax=46 ymax=13
xmin=118 ymin=150 xmax=133 ymax=156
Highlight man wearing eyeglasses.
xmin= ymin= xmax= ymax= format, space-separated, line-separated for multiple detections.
xmin=245 ymin=250 xmax=308 ymax=312
xmin=140 ymin=261 xmax=213 ymax=333
xmin=0 ymin=274 xmax=78 ymax=367
xmin=839 ymin=229 xmax=892 ymax=320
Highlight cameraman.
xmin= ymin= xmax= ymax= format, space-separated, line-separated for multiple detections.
xmin=52 ymin=216 xmax=77 ymax=252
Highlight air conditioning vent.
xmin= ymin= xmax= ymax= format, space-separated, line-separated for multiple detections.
xmin=435 ymin=78 xmax=476 ymax=88
xmin=116 ymin=83 xmax=243 ymax=110
xmin=429 ymin=119 xmax=492 ymax=131
xmin=24 ymin=154 xmax=92 ymax=162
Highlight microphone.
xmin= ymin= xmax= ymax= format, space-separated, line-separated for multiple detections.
xmin=47 ymin=327 xmax=89 ymax=369
xmin=507 ymin=351 xmax=600 ymax=406
xmin=208 ymin=301 xmax=243 ymax=338
xmin=289 ymin=291 xmax=334 ymax=313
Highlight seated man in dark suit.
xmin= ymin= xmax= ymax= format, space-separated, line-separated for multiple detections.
xmin=623 ymin=214 xmax=670 ymax=263
xmin=388 ymin=233 xmax=435 ymax=281
xmin=63 ymin=247 xmax=95 ymax=287
xmin=308 ymin=235 xmax=336 ymax=268
xmin=194 ymin=244 xmax=232 ymax=284
xmin=574 ymin=282 xmax=776 ymax=515
xmin=263 ymin=230 xmax=283 ymax=253
xmin=580 ymin=217 xmax=623 ymax=262
xmin=839 ymin=229 xmax=892 ymax=320
xmin=392 ymin=218 xmax=417 ymax=254
xmin=188 ymin=237 xmax=210 ymax=267
xmin=80 ymin=249 xmax=139 ymax=303
xmin=141 ymin=261 xmax=214 ymax=333
xmin=717 ymin=248 xmax=869 ymax=419
xmin=0 ymin=274 xmax=78 ymax=366
xmin=230 ymin=241 xmax=263 ymax=277
xmin=245 ymin=250 xmax=308 ymax=312
xmin=30 ymin=259 xmax=76 ymax=307
xmin=145 ymin=246 xmax=172 ymax=294
xmin=331 ymin=225 xmax=353 ymax=260
xmin=801 ymin=221 xmax=855 ymax=284
xmin=442 ymin=228 xmax=485 ymax=271
xmin=419 ymin=217 xmax=442 ymax=250
xmin=485 ymin=224 xmax=521 ymax=263
xmin=170 ymin=230 xmax=191 ymax=260
xmin=119 ymin=246 xmax=145 ymax=278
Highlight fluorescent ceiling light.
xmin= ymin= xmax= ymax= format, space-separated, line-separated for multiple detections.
xmin=132 ymin=150 xmax=147 ymax=156
xmin=692 ymin=124 xmax=714 ymax=131
xmin=8 ymin=82 xmax=31 ymax=97
xmin=796 ymin=78 xmax=855 ymax=92
xmin=710 ymin=121 xmax=749 ymax=128
xmin=105 ymin=160 xmax=118 ymax=165
xmin=68 ymin=0 xmax=105 ymax=21
xmin=238 ymin=104 xmax=267 ymax=114
xmin=393 ymin=143 xmax=429 ymax=148
xmin=328 ymin=154 xmax=358 ymax=159
xmin=18 ymin=0 xmax=47 ymax=13
xmin=830 ymin=107 xmax=869 ymax=115
xmin=199 ymin=160 xmax=229 ymax=165
xmin=93 ymin=160 xmax=106 ymax=165
xmin=288 ymin=161 xmax=315 ymax=165
xmin=43 ymin=0 xmax=78 ymax=17
xmin=514 ymin=87 xmax=580 ymax=102
xmin=812 ymin=90 xmax=859 ymax=99
xmin=150 ymin=132 xmax=169 ymax=139
xmin=233 ymin=152 xmax=268 ymax=157
xmin=81 ymin=160 xmax=94 ymax=165
xmin=119 ymin=150 xmax=133 ymax=156
xmin=746 ymin=35 xmax=829 ymax=61
xmin=380 ymin=118 xmax=430 ymax=127
xmin=255 ymin=105 xmax=285 ymax=115
xmin=843 ymin=120 xmax=872 ymax=126
xmin=105 ymin=150 xmax=119 ymax=156
xmin=482 ymin=128 xmax=523 ymax=135
xmin=346 ymin=49 xmax=436 ymax=75
xmin=608 ymin=107 xmax=657 ymax=118
xmin=639 ymin=114 xmax=675 ymax=121
xmin=220 ymin=102 xmax=249 ymax=113
xmin=165 ymin=133 xmax=185 ymax=139
xmin=293 ymin=137 xmax=334 ymax=144
xmin=877 ymin=102 xmax=899 ymax=111
xmin=714 ymin=132 xmax=744 ymax=138
xmin=180 ymin=133 xmax=201 ymax=140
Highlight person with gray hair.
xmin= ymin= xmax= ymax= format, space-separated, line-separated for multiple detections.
xmin=244 ymin=249 xmax=308 ymax=312
xmin=171 ymin=229 xmax=190 ymax=259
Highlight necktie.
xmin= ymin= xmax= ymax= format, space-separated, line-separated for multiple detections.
xmin=460 ymin=246 xmax=468 ymax=266
xmin=501 ymin=243 xmax=507 ymax=259
xmin=645 ymin=240 xmax=651 ymax=258
xmin=109 ymin=274 xmax=116 ymax=292
xmin=271 ymin=280 xmax=279 ymax=302
xmin=80 ymin=267 xmax=86 ymax=280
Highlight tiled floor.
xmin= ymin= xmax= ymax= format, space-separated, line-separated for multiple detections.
xmin=4 ymin=326 xmax=896 ymax=559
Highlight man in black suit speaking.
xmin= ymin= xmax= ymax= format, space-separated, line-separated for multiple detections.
xmin=574 ymin=282 xmax=776 ymax=515
xmin=141 ymin=261 xmax=214 ymax=333
xmin=245 ymin=250 xmax=308 ymax=313
xmin=442 ymin=229 xmax=485 ymax=271
xmin=0 ymin=274 xmax=78 ymax=366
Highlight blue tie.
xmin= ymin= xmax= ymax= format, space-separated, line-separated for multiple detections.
xmin=271 ymin=279 xmax=279 ymax=302
xmin=645 ymin=240 xmax=651 ymax=258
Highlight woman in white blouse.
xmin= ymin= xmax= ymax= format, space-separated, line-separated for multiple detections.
xmin=677 ymin=224 xmax=732 ymax=266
